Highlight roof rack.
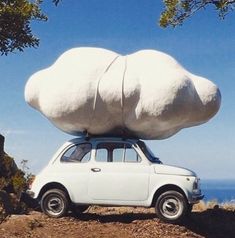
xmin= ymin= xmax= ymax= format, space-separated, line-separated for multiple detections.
xmin=78 ymin=130 xmax=139 ymax=141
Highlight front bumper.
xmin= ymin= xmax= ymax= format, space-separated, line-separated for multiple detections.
xmin=190 ymin=193 xmax=204 ymax=204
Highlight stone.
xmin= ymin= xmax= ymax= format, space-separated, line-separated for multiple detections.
xmin=25 ymin=47 xmax=221 ymax=139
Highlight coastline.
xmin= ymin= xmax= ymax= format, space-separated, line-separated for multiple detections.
xmin=201 ymin=179 xmax=235 ymax=203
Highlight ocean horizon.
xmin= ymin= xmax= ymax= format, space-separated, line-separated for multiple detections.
xmin=201 ymin=179 xmax=235 ymax=203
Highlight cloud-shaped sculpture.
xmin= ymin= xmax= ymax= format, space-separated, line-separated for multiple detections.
xmin=25 ymin=47 xmax=221 ymax=139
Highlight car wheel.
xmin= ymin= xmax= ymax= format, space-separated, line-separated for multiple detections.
xmin=41 ymin=189 xmax=69 ymax=218
xmin=155 ymin=190 xmax=187 ymax=223
xmin=72 ymin=205 xmax=89 ymax=216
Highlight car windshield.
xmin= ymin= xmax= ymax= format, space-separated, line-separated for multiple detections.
xmin=137 ymin=141 xmax=162 ymax=164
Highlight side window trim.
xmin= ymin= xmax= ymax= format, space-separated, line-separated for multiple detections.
xmin=95 ymin=147 xmax=109 ymax=162
xmin=95 ymin=142 xmax=142 ymax=163
xmin=126 ymin=144 xmax=142 ymax=163
xmin=60 ymin=143 xmax=92 ymax=163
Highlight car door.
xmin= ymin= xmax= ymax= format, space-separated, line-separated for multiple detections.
xmin=88 ymin=142 xmax=150 ymax=203
xmin=56 ymin=142 xmax=92 ymax=203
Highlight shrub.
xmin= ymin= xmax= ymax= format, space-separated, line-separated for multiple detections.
xmin=0 ymin=153 xmax=27 ymax=195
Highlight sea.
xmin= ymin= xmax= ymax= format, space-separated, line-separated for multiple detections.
xmin=201 ymin=179 xmax=235 ymax=203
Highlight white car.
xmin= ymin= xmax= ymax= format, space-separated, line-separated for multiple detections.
xmin=27 ymin=137 xmax=203 ymax=223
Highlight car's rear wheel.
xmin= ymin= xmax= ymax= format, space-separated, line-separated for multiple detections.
xmin=155 ymin=190 xmax=187 ymax=223
xmin=41 ymin=189 xmax=69 ymax=218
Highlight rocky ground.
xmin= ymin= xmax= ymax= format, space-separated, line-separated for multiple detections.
xmin=0 ymin=205 xmax=235 ymax=238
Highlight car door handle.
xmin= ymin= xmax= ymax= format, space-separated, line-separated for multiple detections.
xmin=91 ymin=168 xmax=101 ymax=172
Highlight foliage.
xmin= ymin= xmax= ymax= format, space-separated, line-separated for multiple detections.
xmin=0 ymin=153 xmax=26 ymax=194
xmin=0 ymin=153 xmax=32 ymax=222
xmin=12 ymin=170 xmax=27 ymax=194
xmin=160 ymin=0 xmax=235 ymax=27
xmin=0 ymin=0 xmax=234 ymax=54
xmin=0 ymin=0 xmax=59 ymax=55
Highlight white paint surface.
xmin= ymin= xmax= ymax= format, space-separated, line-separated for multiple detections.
xmin=25 ymin=47 xmax=221 ymax=139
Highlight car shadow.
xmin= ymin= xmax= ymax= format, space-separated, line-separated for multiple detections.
xmin=182 ymin=208 xmax=235 ymax=238
xmin=73 ymin=211 xmax=156 ymax=223
xmin=72 ymin=207 xmax=235 ymax=237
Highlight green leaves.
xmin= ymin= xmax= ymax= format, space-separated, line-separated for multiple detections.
xmin=160 ymin=0 xmax=235 ymax=27
xmin=160 ymin=0 xmax=177 ymax=27
xmin=0 ymin=0 xmax=233 ymax=54
xmin=0 ymin=0 xmax=58 ymax=55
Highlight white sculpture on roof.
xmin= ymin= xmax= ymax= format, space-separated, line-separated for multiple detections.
xmin=25 ymin=47 xmax=221 ymax=139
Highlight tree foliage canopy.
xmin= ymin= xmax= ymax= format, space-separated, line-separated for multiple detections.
xmin=160 ymin=0 xmax=235 ymax=27
xmin=0 ymin=1 xmax=234 ymax=55
xmin=0 ymin=0 xmax=58 ymax=55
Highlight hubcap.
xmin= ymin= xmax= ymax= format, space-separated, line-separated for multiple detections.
xmin=47 ymin=196 xmax=64 ymax=215
xmin=161 ymin=197 xmax=182 ymax=219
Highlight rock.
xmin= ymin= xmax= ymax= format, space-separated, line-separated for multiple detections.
xmin=0 ymin=134 xmax=24 ymax=194
xmin=0 ymin=134 xmax=18 ymax=184
xmin=0 ymin=135 xmax=4 ymax=158
xmin=0 ymin=190 xmax=13 ymax=214
xmin=25 ymin=47 xmax=221 ymax=139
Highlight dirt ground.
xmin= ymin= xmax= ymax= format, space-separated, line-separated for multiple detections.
xmin=0 ymin=206 xmax=235 ymax=238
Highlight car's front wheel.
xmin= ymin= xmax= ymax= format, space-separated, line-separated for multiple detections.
xmin=41 ymin=189 xmax=69 ymax=218
xmin=155 ymin=190 xmax=188 ymax=223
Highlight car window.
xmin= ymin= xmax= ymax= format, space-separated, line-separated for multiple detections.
xmin=61 ymin=143 xmax=91 ymax=163
xmin=96 ymin=142 xmax=141 ymax=163
xmin=96 ymin=148 xmax=108 ymax=162
xmin=124 ymin=147 xmax=141 ymax=163
xmin=112 ymin=148 xmax=124 ymax=162
xmin=137 ymin=141 xmax=162 ymax=164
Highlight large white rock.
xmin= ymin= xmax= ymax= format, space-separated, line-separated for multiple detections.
xmin=25 ymin=47 xmax=221 ymax=139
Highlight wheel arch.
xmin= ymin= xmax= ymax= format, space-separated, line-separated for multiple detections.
xmin=37 ymin=182 xmax=71 ymax=202
xmin=151 ymin=184 xmax=188 ymax=207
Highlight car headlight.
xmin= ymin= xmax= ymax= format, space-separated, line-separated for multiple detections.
xmin=193 ymin=177 xmax=200 ymax=192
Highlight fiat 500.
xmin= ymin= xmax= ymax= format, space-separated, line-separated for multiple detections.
xmin=27 ymin=137 xmax=203 ymax=223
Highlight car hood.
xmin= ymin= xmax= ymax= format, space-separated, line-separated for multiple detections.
xmin=154 ymin=164 xmax=196 ymax=176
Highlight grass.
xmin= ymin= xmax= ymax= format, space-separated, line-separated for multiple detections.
xmin=193 ymin=200 xmax=235 ymax=211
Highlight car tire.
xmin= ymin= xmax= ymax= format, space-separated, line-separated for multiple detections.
xmin=72 ymin=205 xmax=89 ymax=216
xmin=155 ymin=190 xmax=188 ymax=223
xmin=41 ymin=189 xmax=69 ymax=218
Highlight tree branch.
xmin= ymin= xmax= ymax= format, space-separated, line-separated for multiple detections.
xmin=160 ymin=0 xmax=235 ymax=27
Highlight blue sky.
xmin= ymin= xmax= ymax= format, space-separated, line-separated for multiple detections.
xmin=0 ymin=0 xmax=234 ymax=179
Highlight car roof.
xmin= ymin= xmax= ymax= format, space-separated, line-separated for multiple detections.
xmin=68 ymin=136 xmax=141 ymax=144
